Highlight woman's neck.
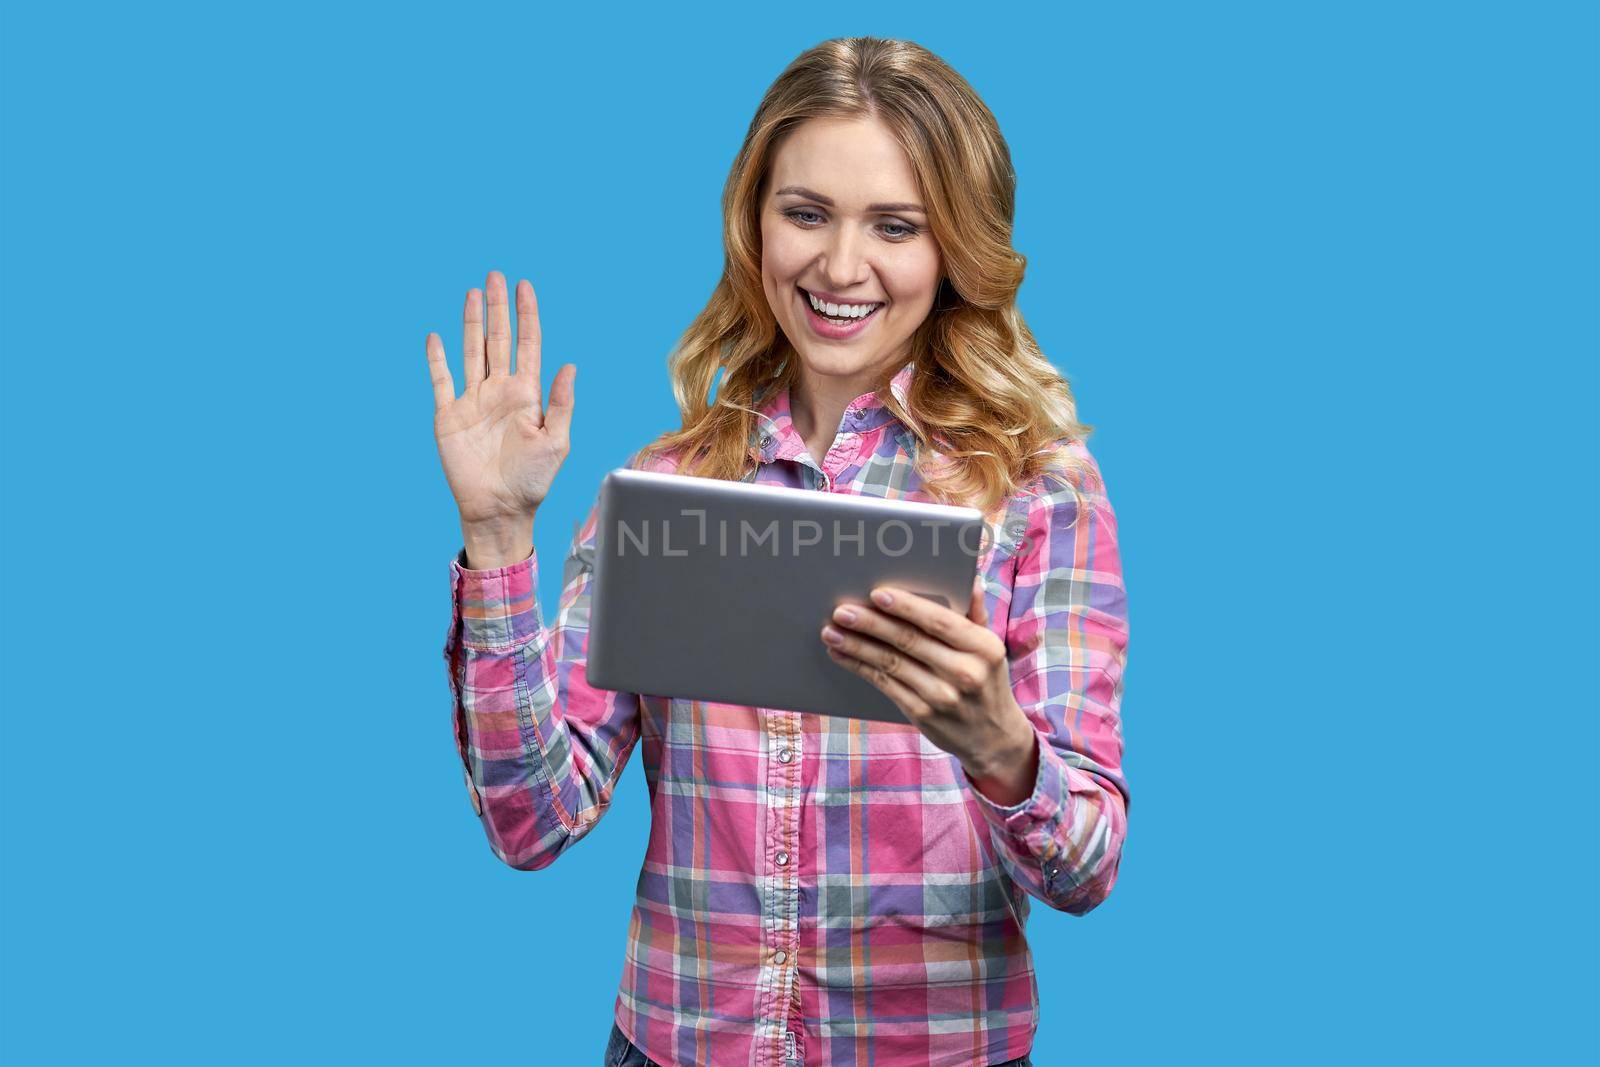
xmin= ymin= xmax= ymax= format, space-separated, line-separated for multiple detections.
xmin=789 ymin=355 xmax=899 ymax=464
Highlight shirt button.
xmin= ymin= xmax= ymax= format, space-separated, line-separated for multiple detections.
xmin=777 ymin=747 xmax=792 ymax=763
xmin=773 ymin=950 xmax=788 ymax=965
xmin=776 ymin=851 xmax=789 ymax=865
xmin=759 ymin=432 xmax=772 ymax=447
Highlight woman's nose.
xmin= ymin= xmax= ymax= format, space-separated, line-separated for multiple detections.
xmin=820 ymin=228 xmax=871 ymax=288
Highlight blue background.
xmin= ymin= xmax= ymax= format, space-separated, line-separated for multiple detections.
xmin=2 ymin=2 xmax=1596 ymax=1065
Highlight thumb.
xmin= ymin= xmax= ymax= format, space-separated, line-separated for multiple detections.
xmin=544 ymin=363 xmax=577 ymax=441
xmin=968 ymin=573 xmax=988 ymax=626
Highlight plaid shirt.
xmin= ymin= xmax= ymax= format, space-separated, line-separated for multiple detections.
xmin=442 ymin=359 xmax=1131 ymax=1067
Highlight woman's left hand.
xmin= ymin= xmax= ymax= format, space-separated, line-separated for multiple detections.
xmin=820 ymin=575 xmax=1036 ymax=779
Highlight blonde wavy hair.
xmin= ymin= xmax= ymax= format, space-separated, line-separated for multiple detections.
xmin=635 ymin=35 xmax=1098 ymax=518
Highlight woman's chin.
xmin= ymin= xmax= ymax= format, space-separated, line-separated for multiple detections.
xmin=791 ymin=344 xmax=878 ymax=378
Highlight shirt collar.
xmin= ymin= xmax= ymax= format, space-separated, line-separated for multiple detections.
xmin=749 ymin=358 xmax=916 ymax=463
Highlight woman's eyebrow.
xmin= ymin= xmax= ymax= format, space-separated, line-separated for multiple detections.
xmin=774 ymin=185 xmax=926 ymax=215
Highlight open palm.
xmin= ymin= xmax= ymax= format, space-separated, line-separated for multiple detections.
xmin=426 ymin=270 xmax=577 ymax=526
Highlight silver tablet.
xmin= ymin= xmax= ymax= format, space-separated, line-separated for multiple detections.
xmin=585 ymin=467 xmax=987 ymax=723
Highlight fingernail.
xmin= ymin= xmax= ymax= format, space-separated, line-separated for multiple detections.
xmin=822 ymin=625 xmax=844 ymax=645
xmin=834 ymin=606 xmax=856 ymax=624
xmin=871 ymin=589 xmax=893 ymax=607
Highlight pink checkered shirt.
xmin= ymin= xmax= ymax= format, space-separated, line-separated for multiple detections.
xmin=443 ymin=359 xmax=1131 ymax=1067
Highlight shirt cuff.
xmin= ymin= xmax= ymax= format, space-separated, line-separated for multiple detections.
xmin=448 ymin=545 xmax=541 ymax=650
xmin=963 ymin=728 xmax=1068 ymax=833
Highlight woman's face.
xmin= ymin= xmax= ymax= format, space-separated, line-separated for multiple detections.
xmin=760 ymin=115 xmax=943 ymax=383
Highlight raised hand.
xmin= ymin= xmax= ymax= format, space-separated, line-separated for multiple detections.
xmin=426 ymin=270 xmax=577 ymax=528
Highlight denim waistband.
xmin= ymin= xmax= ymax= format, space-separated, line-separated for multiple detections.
xmin=604 ymin=1021 xmax=1033 ymax=1067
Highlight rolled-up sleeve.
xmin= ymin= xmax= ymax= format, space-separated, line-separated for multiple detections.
xmin=963 ymin=446 xmax=1131 ymax=915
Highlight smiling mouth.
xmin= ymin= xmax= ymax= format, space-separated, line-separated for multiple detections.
xmin=796 ymin=285 xmax=885 ymax=324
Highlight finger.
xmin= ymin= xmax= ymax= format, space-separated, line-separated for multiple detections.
xmin=822 ymin=625 xmax=960 ymax=712
xmin=485 ymin=270 xmax=511 ymax=376
xmin=969 ymin=574 xmax=989 ymax=627
xmin=544 ymin=363 xmax=577 ymax=446
xmin=826 ymin=645 xmax=930 ymax=721
xmin=832 ymin=601 xmax=970 ymax=678
xmin=867 ymin=585 xmax=998 ymax=656
xmin=463 ymin=287 xmax=486 ymax=388
xmin=515 ymin=278 xmax=543 ymax=387
xmin=425 ymin=332 xmax=455 ymax=411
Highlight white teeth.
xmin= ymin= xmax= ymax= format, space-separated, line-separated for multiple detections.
xmin=805 ymin=289 xmax=880 ymax=319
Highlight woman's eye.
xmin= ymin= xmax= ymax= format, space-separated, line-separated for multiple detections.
xmin=784 ymin=209 xmax=919 ymax=241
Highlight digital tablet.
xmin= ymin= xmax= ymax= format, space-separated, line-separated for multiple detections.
xmin=584 ymin=467 xmax=987 ymax=723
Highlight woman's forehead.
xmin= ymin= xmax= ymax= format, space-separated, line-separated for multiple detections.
xmin=767 ymin=119 xmax=923 ymax=204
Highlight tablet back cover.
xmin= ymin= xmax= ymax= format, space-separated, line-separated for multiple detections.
xmin=586 ymin=467 xmax=986 ymax=723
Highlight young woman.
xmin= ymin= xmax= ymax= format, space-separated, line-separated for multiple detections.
xmin=427 ymin=36 xmax=1130 ymax=1067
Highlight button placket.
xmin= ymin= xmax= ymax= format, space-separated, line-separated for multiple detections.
xmin=761 ymin=708 xmax=803 ymax=1066
xmin=821 ymin=423 xmax=859 ymax=484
